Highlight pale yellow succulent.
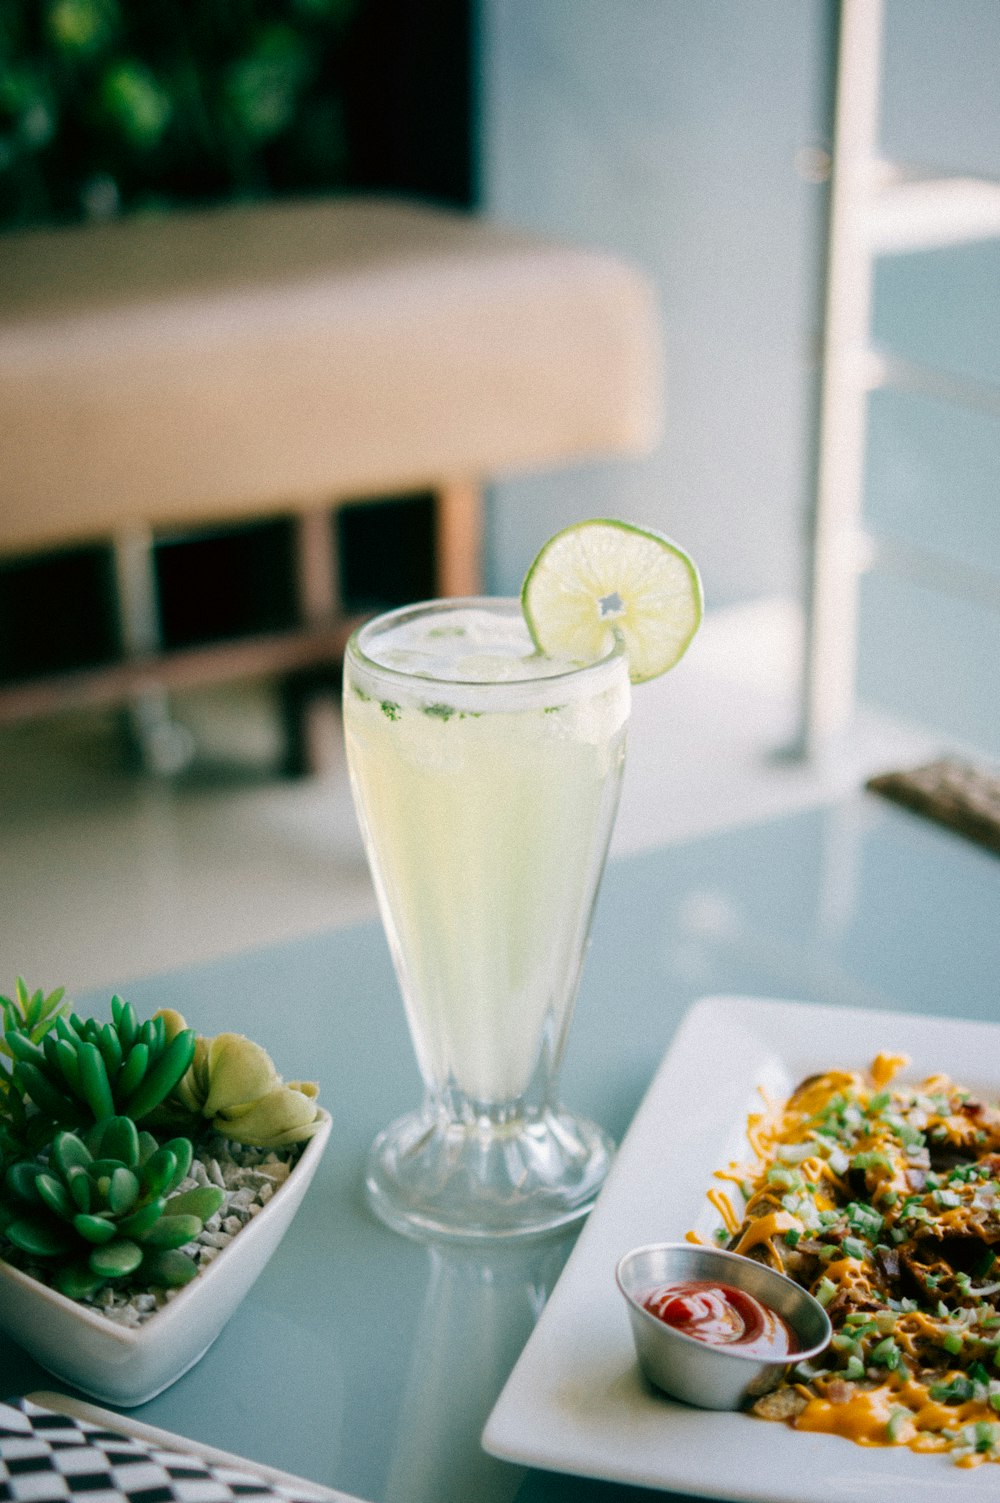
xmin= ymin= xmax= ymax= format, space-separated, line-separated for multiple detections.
xmin=155 ymin=1011 xmax=323 ymax=1148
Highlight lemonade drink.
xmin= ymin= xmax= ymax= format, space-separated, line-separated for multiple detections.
xmin=345 ymin=522 xmax=700 ymax=1240
xmin=344 ymin=599 xmax=629 ymax=1108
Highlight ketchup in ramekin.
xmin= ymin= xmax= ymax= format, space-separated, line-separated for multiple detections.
xmin=641 ymin=1279 xmax=798 ymax=1359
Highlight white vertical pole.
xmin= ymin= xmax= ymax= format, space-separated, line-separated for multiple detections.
xmin=112 ymin=525 xmax=160 ymax=657
xmin=112 ymin=525 xmax=196 ymax=774
xmin=800 ymin=0 xmax=885 ymax=761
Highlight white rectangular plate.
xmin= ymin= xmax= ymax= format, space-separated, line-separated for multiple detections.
xmin=483 ymin=995 xmax=1000 ymax=1502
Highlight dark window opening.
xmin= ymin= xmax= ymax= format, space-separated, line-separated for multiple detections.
xmin=154 ymin=519 xmax=298 ymax=651
xmin=337 ymin=493 xmax=437 ymax=614
xmin=0 ymin=545 xmax=120 ymax=683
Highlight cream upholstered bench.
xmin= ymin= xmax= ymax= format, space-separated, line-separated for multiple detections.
xmin=0 ymin=196 xmax=661 ymax=768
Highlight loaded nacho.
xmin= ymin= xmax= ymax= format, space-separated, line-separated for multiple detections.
xmin=710 ymin=1053 xmax=1000 ymax=1466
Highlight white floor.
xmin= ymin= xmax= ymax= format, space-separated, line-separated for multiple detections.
xmin=0 ymin=597 xmax=941 ymax=996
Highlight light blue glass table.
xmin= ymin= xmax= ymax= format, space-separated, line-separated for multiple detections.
xmin=2 ymin=793 xmax=998 ymax=1503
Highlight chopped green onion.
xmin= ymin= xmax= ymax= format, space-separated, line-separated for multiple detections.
xmin=870 ymin=1337 xmax=900 ymax=1369
xmin=933 ymin=1188 xmax=961 ymax=1209
xmin=776 ymin=1142 xmax=814 ymax=1164
xmin=846 ymin=1200 xmax=884 ymax=1237
xmin=930 ymin=1376 xmax=974 ymax=1404
xmin=767 ymin=1167 xmax=803 ymax=1192
xmin=850 ymin=1151 xmax=892 ymax=1174
xmin=886 ymin=1407 xmax=909 ymax=1443
xmin=975 ymin=1421 xmax=999 ymax=1454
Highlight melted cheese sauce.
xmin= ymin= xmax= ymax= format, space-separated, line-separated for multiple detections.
xmin=705 ymin=1053 xmax=1000 ymax=1467
xmin=795 ymin=1376 xmax=998 ymax=1467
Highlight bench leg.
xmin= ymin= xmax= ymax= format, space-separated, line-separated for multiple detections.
xmin=435 ymin=481 xmax=483 ymax=597
xmin=112 ymin=528 xmax=197 ymax=775
xmin=277 ymin=509 xmax=341 ymax=777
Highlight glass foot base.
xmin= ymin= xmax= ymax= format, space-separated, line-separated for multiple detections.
xmin=364 ymin=1106 xmax=615 ymax=1242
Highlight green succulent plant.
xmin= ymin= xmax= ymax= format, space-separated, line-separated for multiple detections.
xmin=159 ymin=1011 xmax=323 ymax=1149
xmin=4 ymin=995 xmax=196 ymax=1135
xmin=0 ymin=981 xmax=71 ymax=1162
xmin=0 ymin=980 xmax=68 ymax=1057
xmin=0 ymin=981 xmax=324 ymax=1310
xmin=1 ymin=1115 xmax=224 ymax=1300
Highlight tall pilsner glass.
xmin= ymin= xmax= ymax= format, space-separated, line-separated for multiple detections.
xmin=343 ymin=597 xmax=629 ymax=1240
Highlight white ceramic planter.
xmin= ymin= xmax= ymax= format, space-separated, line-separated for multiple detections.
xmin=0 ymin=1110 xmax=331 ymax=1407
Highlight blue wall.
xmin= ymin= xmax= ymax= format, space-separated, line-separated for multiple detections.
xmin=484 ymin=0 xmax=1000 ymax=759
xmin=481 ymin=0 xmax=835 ymax=607
xmin=880 ymin=0 xmax=1000 ymax=178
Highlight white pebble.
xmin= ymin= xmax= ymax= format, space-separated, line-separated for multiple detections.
xmin=259 ymin=1161 xmax=291 ymax=1186
xmin=200 ymin=1230 xmax=232 ymax=1250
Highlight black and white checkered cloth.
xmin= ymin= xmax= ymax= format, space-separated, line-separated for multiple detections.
xmin=0 ymin=1401 xmax=318 ymax=1503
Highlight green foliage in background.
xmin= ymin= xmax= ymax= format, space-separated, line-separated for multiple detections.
xmin=0 ymin=0 xmax=357 ymax=229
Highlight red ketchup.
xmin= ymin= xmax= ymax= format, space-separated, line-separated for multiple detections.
xmin=642 ymin=1280 xmax=797 ymax=1358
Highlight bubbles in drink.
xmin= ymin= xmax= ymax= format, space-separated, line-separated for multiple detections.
xmin=369 ymin=606 xmax=580 ymax=683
